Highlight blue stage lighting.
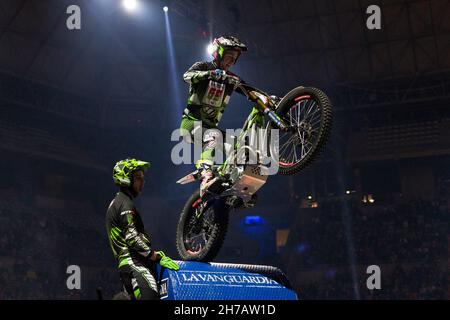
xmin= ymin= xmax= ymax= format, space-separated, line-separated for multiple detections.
xmin=244 ymin=216 xmax=264 ymax=226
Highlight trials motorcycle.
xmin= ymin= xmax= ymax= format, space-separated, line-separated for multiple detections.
xmin=176 ymin=82 xmax=332 ymax=262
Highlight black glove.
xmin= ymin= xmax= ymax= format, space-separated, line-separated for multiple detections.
xmin=226 ymin=74 xmax=241 ymax=86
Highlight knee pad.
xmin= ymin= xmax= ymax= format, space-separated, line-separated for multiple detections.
xmin=203 ymin=128 xmax=222 ymax=149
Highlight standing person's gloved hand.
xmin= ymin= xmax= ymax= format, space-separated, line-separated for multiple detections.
xmin=210 ymin=69 xmax=227 ymax=81
xmin=156 ymin=251 xmax=180 ymax=271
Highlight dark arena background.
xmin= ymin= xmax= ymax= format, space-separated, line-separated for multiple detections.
xmin=0 ymin=0 xmax=449 ymax=301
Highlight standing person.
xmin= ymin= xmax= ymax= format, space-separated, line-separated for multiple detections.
xmin=180 ymin=35 xmax=248 ymax=196
xmin=106 ymin=158 xmax=179 ymax=300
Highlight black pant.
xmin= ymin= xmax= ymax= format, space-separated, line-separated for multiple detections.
xmin=118 ymin=258 xmax=159 ymax=300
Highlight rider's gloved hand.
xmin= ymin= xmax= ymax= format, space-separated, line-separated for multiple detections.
xmin=226 ymin=74 xmax=240 ymax=86
xmin=156 ymin=251 xmax=180 ymax=271
xmin=210 ymin=69 xmax=226 ymax=81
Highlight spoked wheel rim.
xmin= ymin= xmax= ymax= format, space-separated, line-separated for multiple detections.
xmin=183 ymin=199 xmax=215 ymax=255
xmin=278 ymin=96 xmax=322 ymax=168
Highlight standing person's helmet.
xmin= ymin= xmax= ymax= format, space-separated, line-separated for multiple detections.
xmin=112 ymin=158 xmax=150 ymax=187
xmin=211 ymin=36 xmax=248 ymax=62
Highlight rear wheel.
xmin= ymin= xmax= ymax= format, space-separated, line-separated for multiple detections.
xmin=176 ymin=190 xmax=230 ymax=262
xmin=270 ymin=86 xmax=332 ymax=175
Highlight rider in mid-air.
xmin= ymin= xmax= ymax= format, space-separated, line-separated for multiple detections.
xmin=180 ymin=35 xmax=248 ymax=196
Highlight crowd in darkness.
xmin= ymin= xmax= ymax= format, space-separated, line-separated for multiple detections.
xmin=287 ymin=197 xmax=448 ymax=299
xmin=0 ymin=197 xmax=121 ymax=299
xmin=0 ymin=168 xmax=448 ymax=299
xmin=0 ymin=190 xmax=448 ymax=299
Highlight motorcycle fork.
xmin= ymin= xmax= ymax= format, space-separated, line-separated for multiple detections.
xmin=248 ymin=93 xmax=289 ymax=130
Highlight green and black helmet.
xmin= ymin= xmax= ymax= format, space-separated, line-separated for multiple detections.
xmin=211 ymin=35 xmax=247 ymax=62
xmin=112 ymin=158 xmax=150 ymax=187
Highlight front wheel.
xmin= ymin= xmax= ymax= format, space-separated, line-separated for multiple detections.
xmin=269 ymin=86 xmax=332 ymax=175
xmin=176 ymin=190 xmax=230 ymax=262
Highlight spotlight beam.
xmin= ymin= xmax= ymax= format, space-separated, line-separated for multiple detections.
xmin=164 ymin=10 xmax=182 ymax=119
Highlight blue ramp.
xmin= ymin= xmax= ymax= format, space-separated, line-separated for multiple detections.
xmin=156 ymin=261 xmax=298 ymax=300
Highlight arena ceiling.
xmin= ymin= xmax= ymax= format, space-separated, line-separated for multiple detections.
xmin=0 ymin=0 xmax=449 ymax=113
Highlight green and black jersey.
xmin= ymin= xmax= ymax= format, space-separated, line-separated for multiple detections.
xmin=182 ymin=61 xmax=246 ymax=128
xmin=106 ymin=190 xmax=153 ymax=268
